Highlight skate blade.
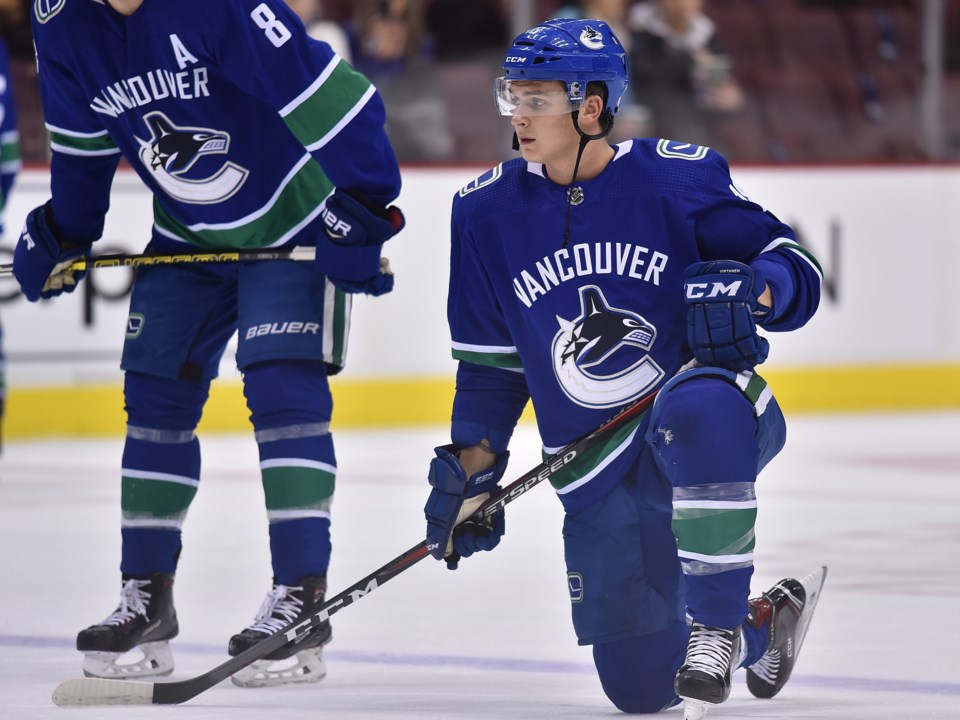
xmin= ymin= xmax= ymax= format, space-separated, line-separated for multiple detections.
xmin=795 ymin=566 xmax=828 ymax=653
xmin=681 ymin=698 xmax=711 ymax=720
xmin=231 ymin=647 xmax=327 ymax=688
xmin=81 ymin=641 xmax=174 ymax=679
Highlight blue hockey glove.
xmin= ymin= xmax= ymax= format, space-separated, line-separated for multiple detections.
xmin=13 ymin=202 xmax=92 ymax=302
xmin=315 ymin=188 xmax=405 ymax=296
xmin=425 ymin=444 xmax=509 ymax=570
xmin=683 ymin=260 xmax=771 ymax=372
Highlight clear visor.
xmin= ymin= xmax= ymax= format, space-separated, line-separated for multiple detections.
xmin=494 ymin=77 xmax=582 ymax=117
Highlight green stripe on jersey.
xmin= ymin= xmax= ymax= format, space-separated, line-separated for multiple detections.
xmin=153 ymin=158 xmax=334 ymax=249
xmin=452 ymin=348 xmax=523 ymax=370
xmin=262 ymin=465 xmax=336 ymax=511
xmin=49 ymin=130 xmax=118 ymax=154
xmin=284 ymin=61 xmax=373 ymax=149
xmin=547 ymin=410 xmax=646 ymax=492
xmin=1 ymin=140 xmax=20 ymax=163
xmin=767 ymin=239 xmax=823 ymax=276
xmin=121 ymin=475 xmax=197 ymax=519
xmin=672 ymin=506 xmax=757 ymax=557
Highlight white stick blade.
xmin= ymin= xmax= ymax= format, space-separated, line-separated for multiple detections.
xmin=52 ymin=678 xmax=154 ymax=706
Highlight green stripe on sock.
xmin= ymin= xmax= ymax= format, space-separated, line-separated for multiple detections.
xmin=672 ymin=506 xmax=757 ymax=557
xmin=262 ymin=465 xmax=335 ymax=510
xmin=121 ymin=475 xmax=197 ymax=517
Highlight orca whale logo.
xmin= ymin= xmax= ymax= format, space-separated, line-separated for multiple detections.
xmin=552 ymin=285 xmax=664 ymax=409
xmin=135 ymin=111 xmax=249 ymax=205
xmin=579 ymin=26 xmax=604 ymax=50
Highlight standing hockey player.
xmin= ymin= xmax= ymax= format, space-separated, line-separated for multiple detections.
xmin=422 ymin=19 xmax=826 ymax=719
xmin=14 ymin=0 xmax=404 ymax=687
xmin=0 ymin=36 xmax=21 ymax=455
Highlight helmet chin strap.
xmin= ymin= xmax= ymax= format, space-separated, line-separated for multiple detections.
xmin=562 ymin=111 xmax=613 ymax=248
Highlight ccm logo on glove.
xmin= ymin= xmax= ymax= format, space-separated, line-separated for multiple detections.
xmin=684 ymin=278 xmax=745 ymax=300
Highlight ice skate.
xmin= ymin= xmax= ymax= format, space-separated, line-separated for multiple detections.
xmin=675 ymin=623 xmax=741 ymax=720
xmin=746 ymin=566 xmax=828 ymax=699
xmin=228 ymin=576 xmax=332 ymax=688
xmin=76 ymin=573 xmax=178 ymax=679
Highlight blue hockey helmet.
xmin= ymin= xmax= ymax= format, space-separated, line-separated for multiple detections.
xmin=495 ymin=18 xmax=629 ymax=118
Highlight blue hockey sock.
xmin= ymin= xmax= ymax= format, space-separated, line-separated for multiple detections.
xmin=244 ymin=360 xmax=335 ymax=585
xmin=120 ymin=373 xmax=207 ymax=576
xmin=740 ymin=614 xmax=768 ymax=668
xmin=652 ymin=376 xmax=760 ymax=628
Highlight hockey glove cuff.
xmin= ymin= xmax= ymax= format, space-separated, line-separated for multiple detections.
xmin=684 ymin=260 xmax=771 ymax=372
xmin=13 ymin=201 xmax=92 ymax=302
xmin=316 ymin=188 xmax=405 ymax=295
xmin=425 ymin=444 xmax=509 ymax=569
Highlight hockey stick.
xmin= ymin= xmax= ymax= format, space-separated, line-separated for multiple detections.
xmin=51 ymin=390 xmax=658 ymax=707
xmin=0 ymin=246 xmax=318 ymax=279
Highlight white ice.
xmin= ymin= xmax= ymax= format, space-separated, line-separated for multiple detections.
xmin=2 ymin=412 xmax=959 ymax=719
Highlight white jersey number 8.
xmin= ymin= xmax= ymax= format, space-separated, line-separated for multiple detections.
xmin=251 ymin=3 xmax=292 ymax=48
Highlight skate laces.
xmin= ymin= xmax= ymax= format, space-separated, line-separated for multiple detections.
xmin=247 ymin=585 xmax=304 ymax=634
xmin=100 ymin=578 xmax=151 ymax=626
xmin=685 ymin=623 xmax=735 ymax=679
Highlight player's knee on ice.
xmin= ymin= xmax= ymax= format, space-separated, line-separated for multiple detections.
xmin=593 ymin=622 xmax=688 ymax=713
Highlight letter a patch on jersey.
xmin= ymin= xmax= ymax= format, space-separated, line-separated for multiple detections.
xmin=34 ymin=0 xmax=67 ymax=23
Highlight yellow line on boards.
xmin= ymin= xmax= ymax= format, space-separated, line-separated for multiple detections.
xmin=3 ymin=364 xmax=959 ymax=440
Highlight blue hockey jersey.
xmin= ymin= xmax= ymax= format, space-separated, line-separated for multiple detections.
xmin=0 ymin=38 xmax=20 ymax=236
xmin=448 ymin=139 xmax=822 ymax=512
xmin=31 ymin=0 xmax=400 ymax=249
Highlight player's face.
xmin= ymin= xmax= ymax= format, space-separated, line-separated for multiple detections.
xmin=506 ymin=81 xmax=581 ymax=165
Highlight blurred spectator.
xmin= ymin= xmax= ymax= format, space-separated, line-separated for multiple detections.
xmin=1 ymin=0 xmax=46 ymax=163
xmin=348 ymin=0 xmax=453 ymax=161
xmin=426 ymin=0 xmax=508 ymax=63
xmin=285 ymin=0 xmax=352 ymax=62
xmin=629 ymin=0 xmax=743 ymax=152
xmin=424 ymin=0 xmax=512 ymax=162
xmin=0 ymin=0 xmax=31 ymax=60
